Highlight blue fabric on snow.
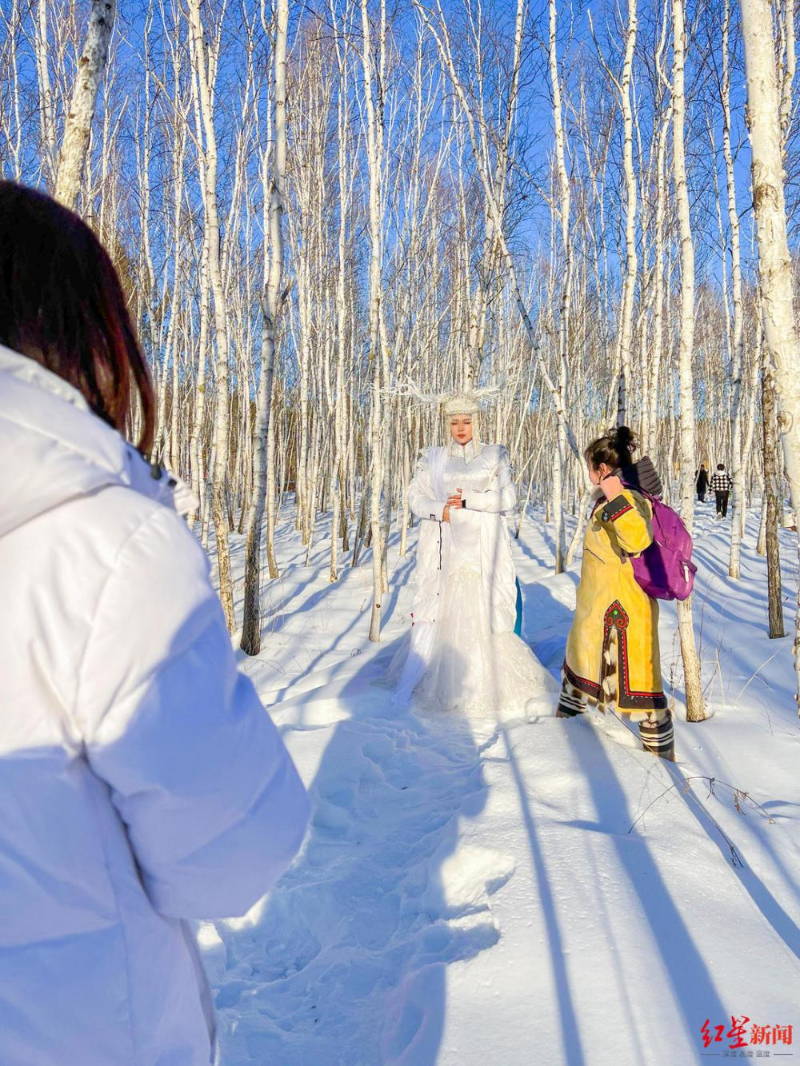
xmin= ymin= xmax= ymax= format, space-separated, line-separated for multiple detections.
xmin=514 ymin=577 xmax=523 ymax=636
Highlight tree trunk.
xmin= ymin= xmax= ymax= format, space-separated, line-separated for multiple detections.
xmin=763 ymin=348 xmax=785 ymax=639
xmin=740 ymin=0 xmax=800 ymax=709
xmin=54 ymin=0 xmax=117 ymax=210
xmin=361 ymin=0 xmax=387 ymax=643
xmin=672 ymin=0 xmax=706 ymax=722
xmin=549 ymin=0 xmax=572 ymax=574
xmin=722 ymin=0 xmax=746 ymax=579
xmin=616 ymin=0 xmax=638 ymax=426
xmin=35 ymin=0 xmax=57 ymax=185
xmin=187 ymin=0 xmax=235 ymax=631
xmin=241 ymin=0 xmax=288 ymax=656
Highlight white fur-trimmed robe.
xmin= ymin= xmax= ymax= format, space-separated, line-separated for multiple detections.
xmin=406 ymin=441 xmax=517 ymax=633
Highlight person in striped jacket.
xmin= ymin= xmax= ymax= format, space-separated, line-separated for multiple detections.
xmin=711 ymin=464 xmax=733 ymax=518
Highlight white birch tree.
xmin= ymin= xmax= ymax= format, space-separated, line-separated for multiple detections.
xmin=241 ymin=0 xmax=289 ymax=655
xmin=672 ymin=0 xmax=706 ymax=722
xmin=54 ymin=0 xmax=117 ymax=210
xmin=740 ymin=0 xmax=800 ymax=711
xmin=187 ymin=0 xmax=236 ymax=631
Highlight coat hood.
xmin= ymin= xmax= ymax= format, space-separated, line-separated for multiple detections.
xmin=621 ymin=455 xmax=663 ymax=499
xmin=0 ymin=345 xmax=194 ymax=538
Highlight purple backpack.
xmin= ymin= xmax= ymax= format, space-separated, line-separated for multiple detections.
xmin=622 ymin=486 xmax=697 ymax=601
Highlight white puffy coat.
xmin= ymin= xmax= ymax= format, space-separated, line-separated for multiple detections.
xmin=0 ymin=346 xmax=310 ymax=1065
xmin=406 ymin=442 xmax=518 ymax=633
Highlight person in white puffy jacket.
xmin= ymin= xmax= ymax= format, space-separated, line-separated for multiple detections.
xmin=0 ymin=181 xmax=310 ymax=1065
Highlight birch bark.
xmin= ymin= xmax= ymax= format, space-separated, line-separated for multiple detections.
xmin=187 ymin=0 xmax=235 ymax=631
xmin=54 ymin=0 xmax=117 ymax=210
xmin=35 ymin=0 xmax=57 ymax=185
xmin=241 ymin=0 xmax=288 ymax=655
xmin=361 ymin=0 xmax=387 ymax=642
xmin=722 ymin=0 xmax=746 ymax=579
xmin=617 ymin=0 xmax=638 ymax=427
xmin=740 ymin=0 xmax=800 ymax=708
xmin=762 ymin=322 xmax=786 ymax=638
xmin=549 ymin=0 xmax=572 ymax=575
xmin=672 ymin=0 xmax=706 ymax=722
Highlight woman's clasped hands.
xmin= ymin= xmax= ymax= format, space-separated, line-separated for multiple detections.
xmin=443 ymin=488 xmax=463 ymax=522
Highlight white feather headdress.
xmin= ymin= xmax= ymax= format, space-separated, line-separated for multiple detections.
xmin=387 ymin=378 xmax=506 ymax=415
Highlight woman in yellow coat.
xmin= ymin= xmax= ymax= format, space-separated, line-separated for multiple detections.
xmin=558 ymin=427 xmax=675 ymax=761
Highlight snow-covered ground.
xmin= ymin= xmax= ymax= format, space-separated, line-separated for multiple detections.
xmin=201 ymin=503 xmax=800 ymax=1066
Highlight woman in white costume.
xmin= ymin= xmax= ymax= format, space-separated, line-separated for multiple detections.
xmin=394 ymin=393 xmax=556 ymax=718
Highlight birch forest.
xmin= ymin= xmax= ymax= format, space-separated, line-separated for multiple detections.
xmin=2 ymin=0 xmax=799 ymax=709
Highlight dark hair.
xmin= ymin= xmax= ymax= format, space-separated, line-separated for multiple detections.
xmin=0 ymin=181 xmax=155 ymax=454
xmin=717 ymin=463 xmax=725 ymax=470
xmin=584 ymin=426 xmax=638 ymax=471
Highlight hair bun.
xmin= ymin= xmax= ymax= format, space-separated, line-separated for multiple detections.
xmin=585 ymin=426 xmax=638 ymax=471
xmin=611 ymin=425 xmax=637 ymax=453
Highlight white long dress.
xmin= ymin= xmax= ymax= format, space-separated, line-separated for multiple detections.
xmin=396 ymin=439 xmax=556 ymax=721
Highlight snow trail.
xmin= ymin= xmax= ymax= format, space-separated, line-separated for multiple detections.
xmin=206 ymin=663 xmax=507 ymax=1063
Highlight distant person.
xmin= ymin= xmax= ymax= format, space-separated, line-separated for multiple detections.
xmin=695 ymin=463 xmax=709 ymax=502
xmin=557 ymin=427 xmax=674 ymax=761
xmin=711 ymin=463 xmax=732 ymax=519
xmin=0 ymin=181 xmax=310 ymax=1066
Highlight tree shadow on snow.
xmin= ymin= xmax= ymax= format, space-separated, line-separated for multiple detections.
xmin=662 ymin=761 xmax=800 ymax=962
xmin=559 ymin=721 xmax=729 ymax=1049
xmin=486 ymin=720 xmax=589 ymax=1066
xmin=259 ymin=552 xmax=417 ymax=705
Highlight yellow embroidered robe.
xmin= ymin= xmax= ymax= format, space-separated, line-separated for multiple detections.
xmin=564 ymin=489 xmax=667 ymax=711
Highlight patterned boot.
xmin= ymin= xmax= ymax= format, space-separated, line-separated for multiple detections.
xmin=638 ymin=710 xmax=675 ymax=761
xmin=557 ymin=675 xmax=588 ymax=718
